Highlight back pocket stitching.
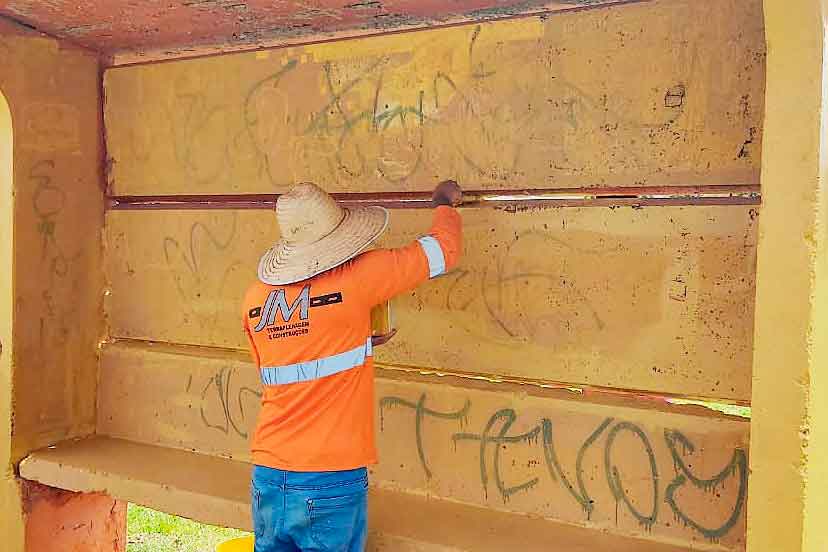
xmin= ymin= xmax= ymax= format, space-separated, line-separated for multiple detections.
xmin=309 ymin=491 xmax=365 ymax=513
xmin=308 ymin=490 xmax=366 ymax=551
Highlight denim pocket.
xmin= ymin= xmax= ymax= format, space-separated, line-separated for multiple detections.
xmin=308 ymin=488 xmax=367 ymax=552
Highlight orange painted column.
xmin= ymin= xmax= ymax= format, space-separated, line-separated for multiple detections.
xmin=21 ymin=481 xmax=126 ymax=552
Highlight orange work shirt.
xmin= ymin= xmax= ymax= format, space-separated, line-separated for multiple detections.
xmin=242 ymin=206 xmax=462 ymax=471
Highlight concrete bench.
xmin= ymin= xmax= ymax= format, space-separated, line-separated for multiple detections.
xmin=20 ymin=436 xmax=698 ymax=552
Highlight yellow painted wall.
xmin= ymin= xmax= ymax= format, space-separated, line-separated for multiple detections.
xmin=106 ymin=205 xmax=758 ymax=401
xmin=747 ymin=1 xmax=828 ymax=551
xmin=102 ymin=0 xmax=764 ymax=402
xmin=0 ymin=74 xmax=22 ymax=552
xmin=0 ymin=22 xmax=104 ymax=462
xmin=11 ymin=0 xmax=828 ymax=549
xmin=97 ymin=1 xmax=766 ymax=549
xmin=104 ymin=0 xmax=765 ymax=196
xmin=98 ymin=341 xmax=750 ymax=549
xmin=0 ymin=18 xmax=104 ymax=551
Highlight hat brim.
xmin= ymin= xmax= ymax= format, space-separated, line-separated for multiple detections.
xmin=258 ymin=206 xmax=389 ymax=286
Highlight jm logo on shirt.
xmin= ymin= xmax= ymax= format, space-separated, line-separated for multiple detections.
xmin=250 ymin=286 xmax=342 ymax=332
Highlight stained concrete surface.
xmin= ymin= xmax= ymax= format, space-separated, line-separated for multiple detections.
xmin=0 ymin=0 xmax=636 ymax=63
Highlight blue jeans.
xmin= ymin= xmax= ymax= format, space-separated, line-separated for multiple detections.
xmin=251 ymin=465 xmax=368 ymax=552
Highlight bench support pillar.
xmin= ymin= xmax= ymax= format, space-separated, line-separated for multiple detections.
xmin=20 ymin=480 xmax=126 ymax=552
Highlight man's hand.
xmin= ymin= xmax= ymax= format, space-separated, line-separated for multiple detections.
xmin=371 ymin=329 xmax=398 ymax=348
xmin=432 ymin=180 xmax=462 ymax=207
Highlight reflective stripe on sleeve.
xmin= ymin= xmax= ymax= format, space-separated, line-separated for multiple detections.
xmin=417 ymin=236 xmax=446 ymax=279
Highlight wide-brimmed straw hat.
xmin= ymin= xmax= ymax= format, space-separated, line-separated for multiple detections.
xmin=258 ymin=183 xmax=389 ymax=285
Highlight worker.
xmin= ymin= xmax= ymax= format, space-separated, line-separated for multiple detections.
xmin=242 ymin=180 xmax=463 ymax=552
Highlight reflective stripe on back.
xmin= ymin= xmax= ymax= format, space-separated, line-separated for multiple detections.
xmin=417 ymin=236 xmax=446 ymax=278
xmin=260 ymin=337 xmax=373 ymax=386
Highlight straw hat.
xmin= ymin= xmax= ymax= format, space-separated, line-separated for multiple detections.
xmin=258 ymin=183 xmax=389 ymax=285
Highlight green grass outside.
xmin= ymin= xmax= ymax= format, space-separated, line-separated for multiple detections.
xmin=128 ymin=504 xmax=251 ymax=552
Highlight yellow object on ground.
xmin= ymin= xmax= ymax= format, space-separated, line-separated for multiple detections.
xmin=217 ymin=536 xmax=254 ymax=552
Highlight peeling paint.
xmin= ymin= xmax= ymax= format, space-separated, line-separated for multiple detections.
xmin=369 ymin=13 xmax=426 ymax=31
xmin=345 ymin=1 xmax=383 ymax=9
xmin=61 ymin=23 xmax=110 ymax=38
xmin=468 ymin=0 xmax=564 ymax=19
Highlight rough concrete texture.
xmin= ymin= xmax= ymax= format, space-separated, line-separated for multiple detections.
xmin=95 ymin=341 xmax=749 ymax=550
xmin=746 ymin=1 xmax=828 ymax=551
xmin=103 ymin=0 xmax=765 ymax=195
xmin=0 ymin=18 xmax=105 ymax=550
xmin=105 ymin=204 xmax=757 ymax=401
xmin=21 ymin=480 xmax=126 ymax=552
xmin=0 ymin=0 xmax=633 ymax=63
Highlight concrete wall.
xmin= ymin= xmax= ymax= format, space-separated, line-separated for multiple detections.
xmin=0 ymin=57 xmax=20 ymax=552
xmin=106 ymin=206 xmax=758 ymax=401
xmin=98 ymin=341 xmax=750 ymax=549
xmin=104 ymin=0 xmax=764 ymax=196
xmin=10 ymin=0 xmax=828 ymax=550
xmin=0 ymin=19 xmax=104 ymax=460
xmin=747 ymin=1 xmax=828 ymax=551
xmin=97 ymin=0 xmax=763 ymax=549
xmin=99 ymin=0 xmax=762 ymax=549
xmin=0 ymin=18 xmax=105 ymax=549
xmin=104 ymin=0 xmax=764 ymax=402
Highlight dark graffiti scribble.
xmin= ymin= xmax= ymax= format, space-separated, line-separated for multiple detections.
xmin=444 ymin=232 xmax=605 ymax=341
xmin=604 ymin=422 xmax=659 ymax=530
xmin=29 ymin=160 xmax=83 ymax=347
xmin=469 ymin=25 xmax=497 ymax=80
xmin=454 ymin=409 xmax=542 ymax=502
xmin=379 ymin=393 xmax=747 ymax=539
xmin=307 ymin=59 xmax=386 ymax=134
xmin=541 ymin=417 xmax=613 ymax=520
xmin=243 ymin=54 xmax=433 ymax=185
xmin=163 ymin=213 xmax=238 ymax=275
xmin=30 ymin=160 xmax=65 ymax=259
xmin=163 ymin=215 xmax=240 ymax=309
xmin=200 ymin=366 xmax=262 ymax=439
xmin=379 ymin=393 xmax=470 ymax=479
xmin=315 ymin=60 xmax=425 ymax=182
xmin=664 ymin=429 xmax=748 ymax=542
xmin=168 ymin=91 xmax=232 ymax=186
xmin=242 ymin=60 xmax=300 ymax=184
